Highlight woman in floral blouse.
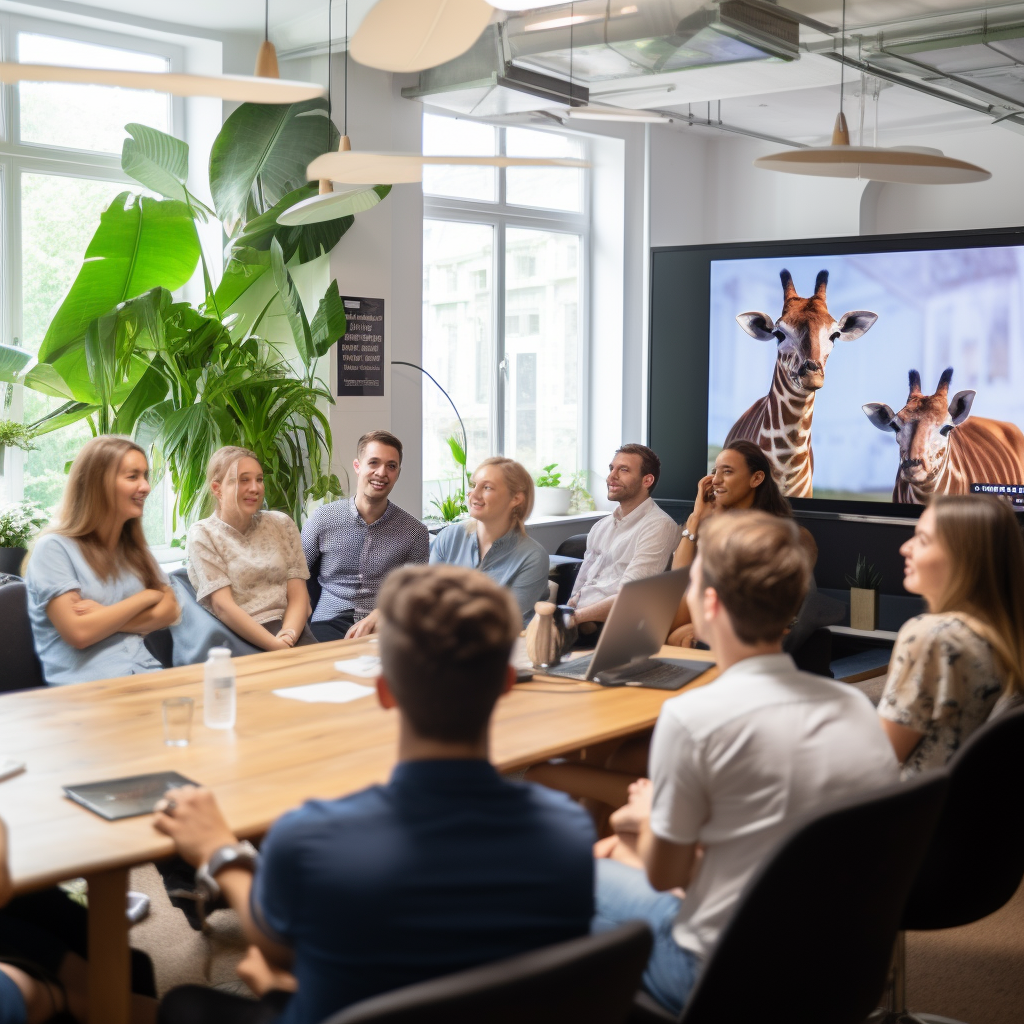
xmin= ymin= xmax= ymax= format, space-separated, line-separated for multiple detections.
xmin=878 ymin=494 xmax=1024 ymax=776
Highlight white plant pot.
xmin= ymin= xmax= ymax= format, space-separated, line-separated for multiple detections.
xmin=532 ymin=486 xmax=571 ymax=517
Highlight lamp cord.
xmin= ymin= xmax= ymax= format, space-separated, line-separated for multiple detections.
xmin=344 ymin=0 xmax=348 ymax=136
xmin=327 ymin=0 xmax=332 ymax=143
xmin=839 ymin=0 xmax=846 ymax=113
xmin=265 ymin=0 xmax=269 ymax=42
xmin=569 ymin=2 xmax=574 ymax=105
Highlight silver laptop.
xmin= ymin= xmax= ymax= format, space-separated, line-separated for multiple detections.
xmin=546 ymin=568 xmax=714 ymax=690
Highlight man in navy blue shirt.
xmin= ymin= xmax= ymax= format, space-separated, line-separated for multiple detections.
xmin=154 ymin=565 xmax=596 ymax=1024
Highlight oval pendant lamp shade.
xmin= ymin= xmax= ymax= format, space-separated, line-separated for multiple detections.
xmin=350 ymin=0 xmax=494 ymax=73
xmin=278 ymin=1 xmax=384 ymax=227
xmin=754 ymin=113 xmax=991 ymax=184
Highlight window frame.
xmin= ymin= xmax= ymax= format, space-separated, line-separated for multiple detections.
xmin=0 ymin=12 xmax=184 ymax=556
xmin=422 ymin=116 xmax=591 ymax=485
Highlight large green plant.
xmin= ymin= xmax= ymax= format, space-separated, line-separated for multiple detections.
xmin=0 ymin=102 xmax=384 ymax=524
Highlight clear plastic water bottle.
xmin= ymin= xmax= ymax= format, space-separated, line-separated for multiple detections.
xmin=203 ymin=647 xmax=236 ymax=729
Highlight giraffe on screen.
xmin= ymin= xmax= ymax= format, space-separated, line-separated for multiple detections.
xmin=863 ymin=367 xmax=1024 ymax=503
xmin=725 ymin=269 xmax=878 ymax=497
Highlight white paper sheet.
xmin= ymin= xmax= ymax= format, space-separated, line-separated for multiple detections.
xmin=273 ymin=681 xmax=375 ymax=704
xmin=333 ymin=655 xmax=382 ymax=678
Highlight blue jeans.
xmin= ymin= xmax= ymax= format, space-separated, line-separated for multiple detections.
xmin=592 ymin=858 xmax=701 ymax=1018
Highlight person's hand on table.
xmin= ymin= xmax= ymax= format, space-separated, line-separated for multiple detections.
xmin=236 ymin=945 xmax=297 ymax=996
xmin=345 ymin=609 xmax=379 ymax=640
xmin=608 ymin=777 xmax=653 ymax=835
xmin=153 ymin=786 xmax=238 ymax=867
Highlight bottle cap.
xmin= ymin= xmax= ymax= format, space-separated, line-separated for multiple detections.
xmin=208 ymin=647 xmax=232 ymax=659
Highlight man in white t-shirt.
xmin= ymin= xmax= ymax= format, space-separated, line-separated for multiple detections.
xmin=592 ymin=510 xmax=899 ymax=1015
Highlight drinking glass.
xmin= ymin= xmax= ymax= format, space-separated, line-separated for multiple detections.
xmin=162 ymin=697 xmax=194 ymax=747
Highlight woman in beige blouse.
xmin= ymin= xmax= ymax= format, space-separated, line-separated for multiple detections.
xmin=878 ymin=494 xmax=1024 ymax=776
xmin=186 ymin=447 xmax=315 ymax=651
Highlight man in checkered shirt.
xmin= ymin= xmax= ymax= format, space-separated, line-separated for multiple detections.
xmin=302 ymin=431 xmax=429 ymax=642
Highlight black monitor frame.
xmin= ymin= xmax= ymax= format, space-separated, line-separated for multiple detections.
xmin=647 ymin=224 xmax=1024 ymax=523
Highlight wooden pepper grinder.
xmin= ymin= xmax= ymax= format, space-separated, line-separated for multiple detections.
xmin=525 ymin=601 xmax=563 ymax=668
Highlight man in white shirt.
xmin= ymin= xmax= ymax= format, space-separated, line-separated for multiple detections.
xmin=592 ymin=511 xmax=899 ymax=1015
xmin=569 ymin=444 xmax=681 ymax=639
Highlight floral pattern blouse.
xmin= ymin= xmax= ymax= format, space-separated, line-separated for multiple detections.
xmin=878 ymin=612 xmax=1004 ymax=777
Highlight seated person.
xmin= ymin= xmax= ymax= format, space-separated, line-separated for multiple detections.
xmin=430 ymin=457 xmax=549 ymax=625
xmin=878 ymin=494 xmax=1024 ymax=776
xmin=593 ymin=511 xmax=898 ymax=1016
xmin=568 ymin=444 xmax=680 ymax=642
xmin=187 ymin=447 xmax=313 ymax=652
xmin=153 ymin=565 xmax=595 ymax=1024
xmin=25 ymin=436 xmax=179 ymax=685
xmin=301 ymin=430 xmax=428 ymax=642
xmin=668 ymin=440 xmax=816 ymax=647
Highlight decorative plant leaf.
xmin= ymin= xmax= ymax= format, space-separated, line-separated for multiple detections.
xmin=28 ymin=399 xmax=98 ymax=436
xmin=447 ymin=435 xmax=467 ymax=469
xmin=22 ymin=362 xmax=73 ymax=400
xmin=270 ymin=237 xmax=313 ymax=367
xmin=0 ymin=344 xmax=31 ymax=384
xmin=121 ymin=123 xmax=217 ymax=221
xmin=309 ymin=280 xmax=347 ymax=360
xmin=40 ymin=193 xmax=200 ymax=362
xmin=209 ymin=99 xmax=340 ymax=237
xmin=112 ymin=363 xmax=169 ymax=437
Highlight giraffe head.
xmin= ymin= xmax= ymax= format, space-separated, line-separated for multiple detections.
xmin=863 ymin=368 xmax=976 ymax=485
xmin=735 ymin=269 xmax=878 ymax=392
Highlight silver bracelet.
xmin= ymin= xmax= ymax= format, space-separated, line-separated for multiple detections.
xmin=681 ymin=528 xmax=697 ymax=544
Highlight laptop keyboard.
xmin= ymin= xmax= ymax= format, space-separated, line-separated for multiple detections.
xmin=544 ymin=657 xmax=710 ymax=691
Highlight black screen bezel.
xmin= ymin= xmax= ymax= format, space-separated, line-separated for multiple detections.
xmin=647 ymin=224 xmax=1024 ymax=520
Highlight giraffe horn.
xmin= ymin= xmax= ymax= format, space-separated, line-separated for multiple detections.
xmin=814 ymin=270 xmax=828 ymax=298
xmin=780 ymin=269 xmax=797 ymax=300
xmin=936 ymin=367 xmax=954 ymax=396
xmin=908 ymin=369 xmax=921 ymax=395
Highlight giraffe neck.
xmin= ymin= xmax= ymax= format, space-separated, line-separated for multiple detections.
xmin=760 ymin=362 xmax=816 ymax=486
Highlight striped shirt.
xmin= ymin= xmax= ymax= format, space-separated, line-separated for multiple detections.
xmin=301 ymin=498 xmax=429 ymax=622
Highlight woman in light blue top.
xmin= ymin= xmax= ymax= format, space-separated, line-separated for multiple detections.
xmin=430 ymin=457 xmax=549 ymax=623
xmin=25 ymin=436 xmax=179 ymax=685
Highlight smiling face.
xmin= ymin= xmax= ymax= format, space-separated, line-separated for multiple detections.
xmin=354 ymin=442 xmax=401 ymax=502
xmin=213 ymin=456 xmax=264 ymax=516
xmin=113 ymin=449 xmax=151 ymax=522
xmin=712 ymin=448 xmax=764 ymax=510
xmin=468 ymin=464 xmax=523 ymax=526
xmin=900 ymin=505 xmax=952 ymax=608
xmin=736 ymin=269 xmax=878 ymax=393
xmin=606 ymin=452 xmax=651 ymax=505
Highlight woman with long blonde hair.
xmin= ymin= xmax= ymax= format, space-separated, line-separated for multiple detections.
xmin=431 ymin=456 xmax=549 ymax=625
xmin=185 ymin=446 xmax=314 ymax=650
xmin=878 ymin=494 xmax=1024 ymax=775
xmin=24 ymin=436 xmax=179 ymax=684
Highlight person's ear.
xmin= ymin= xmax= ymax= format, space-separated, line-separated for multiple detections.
xmin=353 ymin=458 xmax=361 ymax=476
xmin=642 ymin=473 xmax=655 ymax=492
xmin=750 ymin=470 xmax=765 ymax=489
xmin=376 ymin=676 xmax=397 ymax=710
xmin=500 ymin=663 xmax=516 ymax=696
xmin=703 ymin=586 xmax=719 ymax=621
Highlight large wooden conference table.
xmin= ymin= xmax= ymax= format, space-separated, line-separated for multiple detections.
xmin=0 ymin=638 xmax=717 ymax=1024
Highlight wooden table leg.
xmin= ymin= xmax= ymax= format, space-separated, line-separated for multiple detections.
xmin=86 ymin=867 xmax=131 ymax=1024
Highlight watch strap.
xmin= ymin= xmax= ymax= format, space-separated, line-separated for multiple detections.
xmin=195 ymin=840 xmax=259 ymax=903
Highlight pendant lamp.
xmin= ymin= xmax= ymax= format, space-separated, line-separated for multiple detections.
xmin=278 ymin=0 xmax=384 ymax=227
xmin=753 ymin=0 xmax=990 ymax=185
xmin=309 ymin=151 xmax=587 ymax=185
xmin=0 ymin=1 xmax=323 ymax=104
xmin=350 ymin=0 xmax=494 ymax=73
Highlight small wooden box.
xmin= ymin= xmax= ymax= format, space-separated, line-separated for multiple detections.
xmin=850 ymin=587 xmax=880 ymax=632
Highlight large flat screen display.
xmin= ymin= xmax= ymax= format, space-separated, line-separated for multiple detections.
xmin=649 ymin=229 xmax=1024 ymax=517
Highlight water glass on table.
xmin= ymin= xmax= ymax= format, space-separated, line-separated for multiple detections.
xmin=162 ymin=697 xmax=194 ymax=747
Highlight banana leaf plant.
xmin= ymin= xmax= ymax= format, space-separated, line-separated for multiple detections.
xmin=0 ymin=101 xmax=388 ymax=524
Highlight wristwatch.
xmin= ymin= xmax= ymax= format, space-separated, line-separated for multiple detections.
xmin=194 ymin=840 xmax=259 ymax=903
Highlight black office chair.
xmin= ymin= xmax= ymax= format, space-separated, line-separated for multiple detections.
xmin=0 ymin=579 xmax=46 ymax=690
xmin=323 ymin=921 xmax=652 ymax=1024
xmin=631 ymin=772 xmax=950 ymax=1024
xmin=880 ymin=705 xmax=1024 ymax=1024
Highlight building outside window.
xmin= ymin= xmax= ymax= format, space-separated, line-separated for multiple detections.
xmin=421 ymin=113 xmax=587 ymax=516
xmin=0 ymin=15 xmax=180 ymax=547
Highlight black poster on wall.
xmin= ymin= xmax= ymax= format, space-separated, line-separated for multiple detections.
xmin=337 ymin=296 xmax=385 ymax=397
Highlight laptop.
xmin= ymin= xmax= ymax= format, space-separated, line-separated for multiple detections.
xmin=544 ymin=568 xmax=714 ymax=690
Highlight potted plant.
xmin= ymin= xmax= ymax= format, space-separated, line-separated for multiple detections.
xmin=0 ymin=420 xmax=35 ymax=476
xmin=533 ymin=463 xmax=572 ymax=517
xmin=0 ymin=500 xmax=48 ymax=576
xmin=846 ymin=554 xmax=883 ymax=631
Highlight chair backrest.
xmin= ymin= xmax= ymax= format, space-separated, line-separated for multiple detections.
xmin=324 ymin=921 xmax=652 ymax=1024
xmin=680 ymin=772 xmax=949 ymax=1024
xmin=0 ymin=581 xmax=46 ymax=690
xmin=902 ymin=705 xmax=1024 ymax=930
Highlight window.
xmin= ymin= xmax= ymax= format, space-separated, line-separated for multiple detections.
xmin=422 ymin=115 xmax=587 ymax=515
xmin=0 ymin=15 xmax=182 ymax=552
